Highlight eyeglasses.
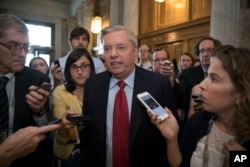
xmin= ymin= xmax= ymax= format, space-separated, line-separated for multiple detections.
xmin=0 ymin=42 xmax=31 ymax=55
xmin=153 ymin=58 xmax=168 ymax=62
xmin=70 ymin=63 xmax=90 ymax=72
xmin=199 ymin=48 xmax=214 ymax=54
xmin=138 ymin=50 xmax=150 ymax=53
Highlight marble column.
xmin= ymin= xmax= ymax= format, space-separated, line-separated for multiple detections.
xmin=210 ymin=0 xmax=242 ymax=46
xmin=109 ymin=0 xmax=120 ymax=25
xmin=109 ymin=0 xmax=139 ymax=35
xmin=123 ymin=0 xmax=139 ymax=35
xmin=241 ymin=0 xmax=250 ymax=49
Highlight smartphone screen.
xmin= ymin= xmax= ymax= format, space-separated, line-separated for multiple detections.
xmin=137 ymin=92 xmax=168 ymax=121
xmin=141 ymin=95 xmax=166 ymax=116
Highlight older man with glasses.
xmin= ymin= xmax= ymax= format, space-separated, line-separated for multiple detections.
xmin=177 ymin=37 xmax=222 ymax=127
xmin=0 ymin=14 xmax=55 ymax=167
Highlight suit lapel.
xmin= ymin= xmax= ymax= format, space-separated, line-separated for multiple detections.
xmin=129 ymin=67 xmax=150 ymax=150
xmin=96 ymin=72 xmax=112 ymax=142
xmin=13 ymin=70 xmax=29 ymax=130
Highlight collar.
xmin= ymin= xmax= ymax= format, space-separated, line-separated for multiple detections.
xmin=110 ymin=68 xmax=135 ymax=89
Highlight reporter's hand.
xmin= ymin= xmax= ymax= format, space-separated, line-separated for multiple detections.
xmin=160 ymin=63 xmax=175 ymax=86
xmin=25 ymin=85 xmax=50 ymax=114
xmin=160 ymin=63 xmax=174 ymax=77
xmin=147 ymin=107 xmax=179 ymax=142
xmin=51 ymin=64 xmax=64 ymax=86
xmin=0 ymin=125 xmax=60 ymax=167
xmin=57 ymin=109 xmax=76 ymax=137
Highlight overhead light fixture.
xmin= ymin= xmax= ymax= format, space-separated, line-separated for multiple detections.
xmin=91 ymin=16 xmax=102 ymax=34
xmin=155 ymin=0 xmax=165 ymax=2
xmin=91 ymin=1 xmax=102 ymax=34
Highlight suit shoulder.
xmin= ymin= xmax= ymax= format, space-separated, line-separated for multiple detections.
xmin=85 ymin=71 xmax=110 ymax=86
xmin=27 ymin=67 xmax=48 ymax=77
xmin=181 ymin=66 xmax=201 ymax=75
xmin=186 ymin=111 xmax=214 ymax=131
xmin=16 ymin=67 xmax=50 ymax=81
xmin=136 ymin=66 xmax=164 ymax=78
xmin=180 ymin=66 xmax=203 ymax=80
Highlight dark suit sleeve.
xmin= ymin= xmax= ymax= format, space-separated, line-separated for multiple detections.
xmin=173 ymin=79 xmax=185 ymax=109
xmin=161 ymin=75 xmax=178 ymax=119
xmin=80 ymin=81 xmax=90 ymax=167
xmin=11 ymin=67 xmax=53 ymax=166
xmin=179 ymin=111 xmax=213 ymax=167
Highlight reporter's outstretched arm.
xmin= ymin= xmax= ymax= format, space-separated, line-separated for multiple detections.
xmin=147 ymin=108 xmax=182 ymax=167
xmin=0 ymin=124 xmax=60 ymax=167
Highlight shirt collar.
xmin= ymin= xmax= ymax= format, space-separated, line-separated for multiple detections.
xmin=0 ymin=72 xmax=14 ymax=80
xmin=110 ymin=68 xmax=135 ymax=89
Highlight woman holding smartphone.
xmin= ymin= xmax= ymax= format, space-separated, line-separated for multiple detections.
xmin=52 ymin=48 xmax=95 ymax=167
xmin=148 ymin=45 xmax=250 ymax=167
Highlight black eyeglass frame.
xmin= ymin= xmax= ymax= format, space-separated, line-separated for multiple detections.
xmin=0 ymin=42 xmax=31 ymax=55
xmin=70 ymin=63 xmax=90 ymax=72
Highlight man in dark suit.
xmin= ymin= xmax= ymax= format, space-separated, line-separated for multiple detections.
xmin=0 ymin=14 xmax=55 ymax=167
xmin=178 ymin=37 xmax=221 ymax=122
xmin=80 ymin=25 xmax=177 ymax=167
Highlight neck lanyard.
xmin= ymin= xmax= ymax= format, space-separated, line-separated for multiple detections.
xmin=202 ymin=115 xmax=216 ymax=167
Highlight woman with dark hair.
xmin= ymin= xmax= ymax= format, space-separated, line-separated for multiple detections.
xmin=178 ymin=52 xmax=194 ymax=73
xmin=29 ymin=57 xmax=49 ymax=75
xmin=52 ymin=48 xmax=95 ymax=167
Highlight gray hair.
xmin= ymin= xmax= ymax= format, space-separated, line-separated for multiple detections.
xmin=0 ymin=14 xmax=28 ymax=38
xmin=100 ymin=25 xmax=138 ymax=47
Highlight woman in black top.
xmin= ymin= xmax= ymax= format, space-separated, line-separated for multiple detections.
xmin=148 ymin=45 xmax=250 ymax=167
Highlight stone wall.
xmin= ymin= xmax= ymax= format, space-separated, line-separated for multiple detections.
xmin=242 ymin=0 xmax=250 ymax=49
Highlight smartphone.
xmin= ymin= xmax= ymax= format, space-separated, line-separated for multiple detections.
xmin=191 ymin=94 xmax=202 ymax=103
xmin=137 ymin=92 xmax=169 ymax=121
xmin=164 ymin=60 xmax=171 ymax=66
xmin=66 ymin=114 xmax=90 ymax=124
xmin=54 ymin=59 xmax=60 ymax=67
xmin=39 ymin=82 xmax=52 ymax=91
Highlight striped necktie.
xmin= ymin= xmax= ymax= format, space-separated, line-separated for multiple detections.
xmin=0 ymin=76 xmax=9 ymax=133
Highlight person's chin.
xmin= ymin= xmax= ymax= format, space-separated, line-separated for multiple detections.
xmin=13 ymin=65 xmax=25 ymax=72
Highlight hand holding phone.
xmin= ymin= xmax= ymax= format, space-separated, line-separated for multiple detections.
xmin=191 ymin=94 xmax=202 ymax=103
xmin=39 ymin=82 xmax=52 ymax=91
xmin=164 ymin=60 xmax=171 ymax=66
xmin=137 ymin=92 xmax=169 ymax=121
xmin=66 ymin=114 xmax=90 ymax=124
xmin=54 ymin=59 xmax=60 ymax=67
